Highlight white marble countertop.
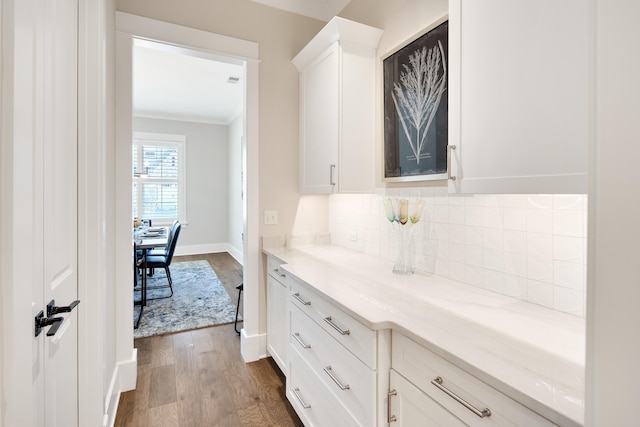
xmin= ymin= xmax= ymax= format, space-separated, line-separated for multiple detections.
xmin=263 ymin=244 xmax=585 ymax=427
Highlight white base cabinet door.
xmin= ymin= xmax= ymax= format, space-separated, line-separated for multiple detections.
xmin=390 ymin=369 xmax=467 ymax=426
xmin=266 ymin=257 xmax=288 ymax=374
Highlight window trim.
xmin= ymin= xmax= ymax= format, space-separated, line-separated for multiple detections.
xmin=132 ymin=131 xmax=187 ymax=225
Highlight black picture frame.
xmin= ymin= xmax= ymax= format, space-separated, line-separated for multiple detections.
xmin=383 ymin=18 xmax=448 ymax=182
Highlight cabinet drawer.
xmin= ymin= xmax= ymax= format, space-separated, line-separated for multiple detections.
xmin=267 ymin=256 xmax=287 ymax=282
xmin=290 ymin=304 xmax=375 ymax=426
xmin=287 ymin=346 xmax=357 ymax=427
xmin=288 ymin=275 xmax=376 ymax=369
xmin=392 ymin=332 xmax=556 ymax=426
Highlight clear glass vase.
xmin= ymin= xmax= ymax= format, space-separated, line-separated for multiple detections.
xmin=392 ymin=222 xmax=415 ymax=275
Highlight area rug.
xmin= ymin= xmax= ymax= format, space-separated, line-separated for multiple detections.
xmin=134 ymin=260 xmax=239 ymax=339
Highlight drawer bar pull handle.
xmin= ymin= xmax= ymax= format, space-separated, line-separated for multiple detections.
xmin=273 ymin=268 xmax=286 ymax=278
xmin=388 ymin=389 xmax=397 ymax=423
xmin=431 ymin=377 xmax=491 ymax=418
xmin=291 ymin=292 xmax=311 ymax=306
xmin=323 ymin=316 xmax=350 ymax=335
xmin=323 ymin=366 xmax=350 ymax=390
xmin=292 ymin=388 xmax=311 ymax=409
xmin=292 ymin=332 xmax=311 ymax=349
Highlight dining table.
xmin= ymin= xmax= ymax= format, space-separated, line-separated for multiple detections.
xmin=133 ymin=226 xmax=169 ymax=328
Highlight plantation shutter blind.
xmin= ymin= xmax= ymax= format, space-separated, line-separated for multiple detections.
xmin=132 ymin=132 xmax=186 ymax=224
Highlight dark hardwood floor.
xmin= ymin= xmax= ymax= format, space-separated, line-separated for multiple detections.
xmin=115 ymin=253 xmax=303 ymax=427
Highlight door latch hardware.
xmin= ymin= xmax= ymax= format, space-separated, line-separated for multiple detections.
xmin=34 ymin=299 xmax=80 ymax=337
xmin=34 ymin=311 xmax=64 ymax=337
xmin=47 ymin=299 xmax=80 ymax=316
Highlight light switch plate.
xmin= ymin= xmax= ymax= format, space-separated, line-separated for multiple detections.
xmin=264 ymin=210 xmax=278 ymax=225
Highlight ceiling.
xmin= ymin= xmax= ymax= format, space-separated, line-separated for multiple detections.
xmin=250 ymin=0 xmax=351 ymax=21
xmin=133 ymin=39 xmax=244 ymax=125
xmin=133 ymin=1 xmax=351 ymax=125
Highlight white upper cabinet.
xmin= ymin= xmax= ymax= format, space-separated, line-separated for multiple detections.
xmin=448 ymin=0 xmax=590 ymax=194
xmin=293 ymin=17 xmax=383 ymax=194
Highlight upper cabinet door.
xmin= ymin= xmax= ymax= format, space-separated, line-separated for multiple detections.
xmin=448 ymin=0 xmax=590 ymax=194
xmin=294 ymin=17 xmax=383 ymax=194
xmin=298 ymin=44 xmax=340 ymax=194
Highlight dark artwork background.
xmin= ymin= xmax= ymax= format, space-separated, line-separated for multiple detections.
xmin=383 ymin=20 xmax=448 ymax=180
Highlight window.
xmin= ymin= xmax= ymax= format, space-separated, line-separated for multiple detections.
xmin=132 ymin=132 xmax=186 ymax=225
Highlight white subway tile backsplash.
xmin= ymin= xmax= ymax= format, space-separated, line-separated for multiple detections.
xmin=553 ymin=260 xmax=585 ymax=291
xmin=504 ymin=274 xmax=527 ymax=299
xmin=483 ymin=248 xmax=504 ymax=271
xmin=450 ymin=261 xmax=467 ymax=282
xmin=528 ymin=195 xmax=553 ymax=209
xmin=528 ymin=280 xmax=554 ymax=308
xmin=465 ymin=206 xmax=484 ymax=226
xmin=527 ymin=209 xmax=553 ymax=234
xmin=553 ymin=235 xmax=585 ymax=263
xmin=527 ymin=233 xmax=553 ymax=258
xmin=554 ymin=287 xmax=585 ymax=316
xmin=466 ymin=264 xmax=483 ymax=286
xmin=553 ymin=194 xmax=587 ymax=210
xmin=327 ymin=191 xmax=587 ymax=317
xmin=553 ymin=210 xmax=585 ymax=237
xmin=483 ymin=227 xmax=504 ymax=250
xmin=527 ymin=255 xmax=554 ymax=283
xmin=449 ymin=205 xmax=465 ymax=225
xmin=504 ymin=230 xmax=527 ymax=254
xmin=504 ymin=252 xmax=528 ymax=277
xmin=465 ymin=245 xmax=483 ymax=267
xmin=483 ymin=206 xmax=504 ymax=229
xmin=465 ymin=226 xmax=484 ymax=247
xmin=503 ymin=194 xmax=528 ymax=208
xmin=504 ymin=208 xmax=527 ymax=230
xmin=449 ymin=224 xmax=466 ymax=245
xmin=449 ymin=242 xmax=466 ymax=263
xmin=483 ymin=269 xmax=505 ymax=293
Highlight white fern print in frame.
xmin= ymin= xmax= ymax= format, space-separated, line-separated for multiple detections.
xmin=383 ymin=18 xmax=448 ymax=182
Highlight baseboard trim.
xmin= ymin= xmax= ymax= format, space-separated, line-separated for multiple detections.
xmin=104 ymin=348 xmax=137 ymax=427
xmin=175 ymin=243 xmax=228 ymax=256
xmin=240 ymin=328 xmax=267 ymax=362
xmin=118 ymin=347 xmax=138 ymax=391
xmin=175 ymin=243 xmax=244 ymax=265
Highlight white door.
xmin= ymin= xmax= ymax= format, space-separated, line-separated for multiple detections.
xmin=32 ymin=0 xmax=80 ymax=425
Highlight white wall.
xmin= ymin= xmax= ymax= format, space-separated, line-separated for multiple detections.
xmin=228 ymin=114 xmax=244 ymax=262
xmin=133 ymin=117 xmax=230 ymax=253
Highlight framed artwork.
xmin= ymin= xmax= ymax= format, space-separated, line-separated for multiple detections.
xmin=383 ymin=17 xmax=448 ymax=182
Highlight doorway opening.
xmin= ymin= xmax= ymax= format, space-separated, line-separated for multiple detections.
xmin=116 ymin=13 xmax=261 ymax=373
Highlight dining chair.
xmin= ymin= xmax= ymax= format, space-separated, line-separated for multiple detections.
xmin=143 ymin=221 xmax=181 ymax=299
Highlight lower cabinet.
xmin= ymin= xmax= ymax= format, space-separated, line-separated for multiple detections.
xmin=389 ymin=369 xmax=467 ymax=426
xmin=265 ymin=254 xmax=562 ymax=426
xmin=287 ymin=345 xmax=359 ymax=426
xmin=266 ymin=257 xmax=288 ymax=374
xmin=286 ymin=275 xmax=377 ymax=426
xmin=390 ymin=332 xmax=557 ymax=426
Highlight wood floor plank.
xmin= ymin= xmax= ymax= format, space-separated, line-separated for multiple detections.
xmin=202 ymin=395 xmax=242 ymax=426
xmin=149 ymin=334 xmax=175 ymax=368
xmin=115 ymin=253 xmax=301 ymax=426
xmin=148 ymin=402 xmax=179 ymax=427
xmin=149 ymin=364 xmax=177 ymax=408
